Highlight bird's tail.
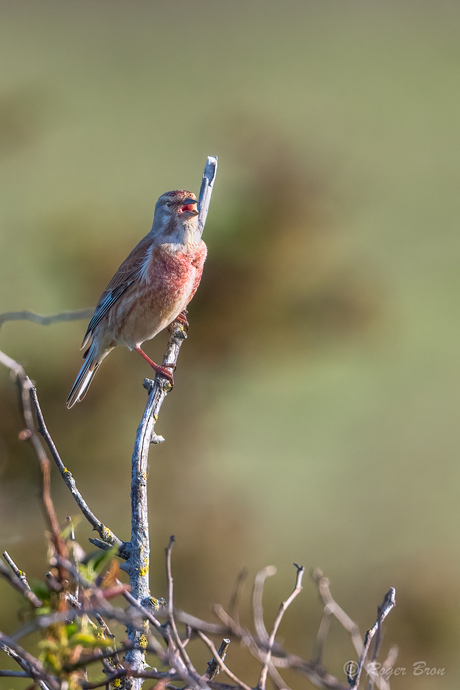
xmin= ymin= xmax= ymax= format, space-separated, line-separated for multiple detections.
xmin=66 ymin=342 xmax=110 ymax=408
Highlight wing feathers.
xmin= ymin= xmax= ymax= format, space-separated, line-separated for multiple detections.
xmin=81 ymin=234 xmax=152 ymax=347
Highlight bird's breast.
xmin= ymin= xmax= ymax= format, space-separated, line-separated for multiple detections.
xmin=146 ymin=241 xmax=207 ymax=313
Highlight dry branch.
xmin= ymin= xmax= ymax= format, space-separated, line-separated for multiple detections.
xmin=0 ymin=308 xmax=93 ymax=330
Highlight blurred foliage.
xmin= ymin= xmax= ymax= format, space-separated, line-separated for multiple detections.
xmin=1 ymin=1 xmax=460 ymax=688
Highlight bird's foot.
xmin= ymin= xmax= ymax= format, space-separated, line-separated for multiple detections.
xmin=173 ymin=309 xmax=189 ymax=331
xmin=151 ymin=362 xmax=175 ymax=388
xmin=135 ymin=346 xmax=175 ymax=388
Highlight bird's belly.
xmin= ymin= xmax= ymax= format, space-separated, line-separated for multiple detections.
xmin=108 ymin=268 xmax=197 ymax=349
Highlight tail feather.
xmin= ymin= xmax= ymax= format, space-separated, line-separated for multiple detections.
xmin=67 ymin=344 xmax=109 ymax=408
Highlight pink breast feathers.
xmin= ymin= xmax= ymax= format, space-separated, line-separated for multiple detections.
xmin=148 ymin=242 xmax=207 ymax=315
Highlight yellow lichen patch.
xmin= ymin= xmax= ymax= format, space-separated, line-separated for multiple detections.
xmin=139 ymin=634 xmax=148 ymax=649
xmin=149 ymin=596 xmax=160 ymax=611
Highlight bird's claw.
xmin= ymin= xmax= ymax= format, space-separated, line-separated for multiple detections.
xmin=153 ymin=364 xmax=175 ymax=388
xmin=174 ymin=309 xmax=189 ymax=331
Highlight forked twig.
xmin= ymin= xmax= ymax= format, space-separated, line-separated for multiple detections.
xmin=258 ymin=563 xmax=305 ymax=690
xmin=312 ymin=569 xmax=363 ymax=657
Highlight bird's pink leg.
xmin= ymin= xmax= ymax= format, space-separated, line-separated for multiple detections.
xmin=135 ymin=347 xmax=174 ymax=385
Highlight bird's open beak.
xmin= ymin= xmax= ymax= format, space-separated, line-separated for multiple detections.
xmin=178 ymin=198 xmax=199 ymax=216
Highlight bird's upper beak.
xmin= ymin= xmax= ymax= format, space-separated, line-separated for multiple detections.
xmin=178 ymin=198 xmax=199 ymax=216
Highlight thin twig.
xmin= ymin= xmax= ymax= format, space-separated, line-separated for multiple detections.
xmin=228 ymin=567 xmax=248 ymax=626
xmin=28 ymin=382 xmax=122 ymax=549
xmin=79 ymin=668 xmax=181 ymax=689
xmin=258 ymin=564 xmax=304 ymax=690
xmin=165 ymin=537 xmax=198 ymax=675
xmin=197 ymin=631 xmax=252 ymax=690
xmin=213 ymin=604 xmax=346 ymax=689
xmin=205 ymin=638 xmax=231 ymax=681
xmin=1 ymin=554 xmax=42 ymax=607
xmin=253 ymin=565 xmax=277 ymax=643
xmin=312 ymin=569 xmax=363 ymax=657
xmin=0 ymin=351 xmax=69 ymax=580
xmin=349 ymin=588 xmax=396 ymax=690
xmin=0 ymin=669 xmax=32 ymax=677
xmin=0 ymin=631 xmax=60 ymax=690
xmin=3 ymin=551 xmax=31 ymax=589
xmin=176 ymin=611 xmax=228 ymax=636
xmin=0 ymin=308 xmax=94 ymax=330
xmin=197 ymin=155 xmax=218 ymax=237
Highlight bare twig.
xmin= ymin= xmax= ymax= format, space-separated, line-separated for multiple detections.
xmin=0 ymin=559 xmax=42 ymax=608
xmin=0 ymin=670 xmax=32 ymax=677
xmin=165 ymin=537 xmax=198 ymax=675
xmin=228 ymin=567 xmax=248 ymax=626
xmin=80 ymin=668 xmax=181 ymax=689
xmin=0 ymin=349 xmax=122 ymax=556
xmin=28 ymin=382 xmax=123 ymax=550
xmin=349 ymin=588 xmax=396 ymax=690
xmin=312 ymin=569 xmax=363 ymax=658
xmin=212 ymin=603 xmax=347 ymax=689
xmin=2 ymin=551 xmax=31 ymax=590
xmin=176 ymin=610 xmax=228 ymax=636
xmin=0 ymin=631 xmax=59 ymax=690
xmin=205 ymin=638 xmax=231 ymax=681
xmin=258 ymin=564 xmax=304 ymax=690
xmin=197 ymin=155 xmax=218 ymax=237
xmin=197 ymin=631 xmax=251 ymax=690
xmin=0 ymin=352 xmax=69 ymax=581
xmin=253 ymin=565 xmax=277 ymax=643
xmin=0 ymin=307 xmax=94 ymax=330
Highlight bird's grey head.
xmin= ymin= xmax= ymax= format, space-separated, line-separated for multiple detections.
xmin=152 ymin=190 xmax=199 ymax=243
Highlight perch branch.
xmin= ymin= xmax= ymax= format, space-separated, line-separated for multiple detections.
xmin=124 ymin=156 xmax=218 ymax=689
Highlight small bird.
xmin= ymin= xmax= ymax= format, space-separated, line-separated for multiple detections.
xmin=67 ymin=190 xmax=206 ymax=408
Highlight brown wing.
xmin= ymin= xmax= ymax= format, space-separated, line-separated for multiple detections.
xmin=81 ymin=234 xmax=152 ymax=348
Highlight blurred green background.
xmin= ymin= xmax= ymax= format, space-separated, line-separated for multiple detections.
xmin=1 ymin=0 xmax=459 ymax=687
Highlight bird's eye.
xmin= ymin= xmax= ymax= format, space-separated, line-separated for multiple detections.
xmin=166 ymin=202 xmax=173 ymax=208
